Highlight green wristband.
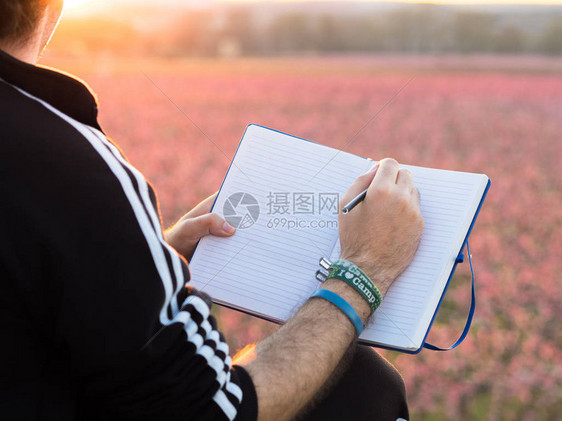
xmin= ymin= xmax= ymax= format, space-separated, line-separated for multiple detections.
xmin=328 ymin=259 xmax=383 ymax=313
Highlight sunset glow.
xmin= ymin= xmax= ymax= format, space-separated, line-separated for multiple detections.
xmin=64 ymin=0 xmax=96 ymax=11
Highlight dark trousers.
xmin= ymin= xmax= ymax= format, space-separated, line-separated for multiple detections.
xmin=295 ymin=345 xmax=409 ymax=421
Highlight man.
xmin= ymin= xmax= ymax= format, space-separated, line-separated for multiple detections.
xmin=0 ymin=1 xmax=424 ymax=420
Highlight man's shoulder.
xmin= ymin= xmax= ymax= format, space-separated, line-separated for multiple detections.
xmin=0 ymin=79 xmax=138 ymax=226
xmin=1 ymin=80 xmax=85 ymax=148
xmin=0 ymin=80 xmax=112 ymax=177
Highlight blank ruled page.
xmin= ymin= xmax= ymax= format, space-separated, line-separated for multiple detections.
xmin=189 ymin=125 xmax=372 ymax=321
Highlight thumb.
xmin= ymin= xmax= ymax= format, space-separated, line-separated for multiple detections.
xmin=188 ymin=213 xmax=236 ymax=238
xmin=340 ymin=162 xmax=379 ymax=205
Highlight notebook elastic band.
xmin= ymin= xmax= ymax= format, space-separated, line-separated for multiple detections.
xmin=423 ymin=241 xmax=475 ymax=351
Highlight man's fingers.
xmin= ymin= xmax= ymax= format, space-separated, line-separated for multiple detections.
xmin=372 ymin=158 xmax=400 ymax=189
xmin=186 ymin=192 xmax=218 ymax=218
xmin=396 ymin=168 xmax=422 ymax=211
xmin=340 ymin=162 xmax=379 ymax=205
xmin=396 ymin=168 xmax=413 ymax=188
xmin=413 ymin=186 xmax=421 ymax=206
xmin=165 ymin=212 xmax=234 ymax=260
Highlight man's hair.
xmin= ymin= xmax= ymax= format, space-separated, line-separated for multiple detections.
xmin=0 ymin=0 xmax=49 ymax=43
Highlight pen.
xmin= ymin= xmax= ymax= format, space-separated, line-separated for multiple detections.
xmin=342 ymin=188 xmax=368 ymax=214
xmin=342 ymin=160 xmax=377 ymax=214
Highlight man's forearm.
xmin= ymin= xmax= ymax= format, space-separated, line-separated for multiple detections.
xmin=240 ymin=279 xmax=371 ymax=421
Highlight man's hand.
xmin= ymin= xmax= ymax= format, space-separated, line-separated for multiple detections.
xmin=165 ymin=193 xmax=236 ymax=260
xmin=338 ymin=158 xmax=425 ymax=296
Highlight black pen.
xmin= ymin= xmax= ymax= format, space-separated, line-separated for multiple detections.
xmin=342 ymin=188 xmax=368 ymax=214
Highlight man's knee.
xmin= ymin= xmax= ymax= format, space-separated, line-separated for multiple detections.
xmin=352 ymin=346 xmax=408 ymax=407
xmin=296 ymin=345 xmax=409 ymax=421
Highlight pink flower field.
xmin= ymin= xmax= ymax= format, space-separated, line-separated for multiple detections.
xmin=42 ymin=54 xmax=562 ymax=420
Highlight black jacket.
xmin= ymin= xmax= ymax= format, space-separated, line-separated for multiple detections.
xmin=0 ymin=49 xmax=257 ymax=420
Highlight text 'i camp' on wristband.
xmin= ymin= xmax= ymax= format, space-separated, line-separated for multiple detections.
xmin=328 ymin=259 xmax=383 ymax=313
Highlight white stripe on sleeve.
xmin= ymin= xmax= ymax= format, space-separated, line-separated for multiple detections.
xmin=213 ymin=389 xmax=237 ymax=421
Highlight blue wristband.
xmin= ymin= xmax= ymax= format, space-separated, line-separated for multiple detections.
xmin=310 ymin=289 xmax=363 ymax=336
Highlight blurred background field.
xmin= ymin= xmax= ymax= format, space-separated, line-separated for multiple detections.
xmin=43 ymin=1 xmax=561 ymax=419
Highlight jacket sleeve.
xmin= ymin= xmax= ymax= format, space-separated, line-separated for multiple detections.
xmin=0 ymin=97 xmax=258 ymax=420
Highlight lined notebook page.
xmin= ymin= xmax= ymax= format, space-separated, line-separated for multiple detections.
xmin=189 ymin=125 xmax=372 ymax=321
xmin=330 ymin=166 xmax=488 ymax=350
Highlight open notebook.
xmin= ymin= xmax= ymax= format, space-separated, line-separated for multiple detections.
xmin=189 ymin=124 xmax=490 ymax=353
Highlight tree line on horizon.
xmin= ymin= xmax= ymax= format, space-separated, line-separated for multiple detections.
xmin=51 ymin=6 xmax=562 ymax=57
